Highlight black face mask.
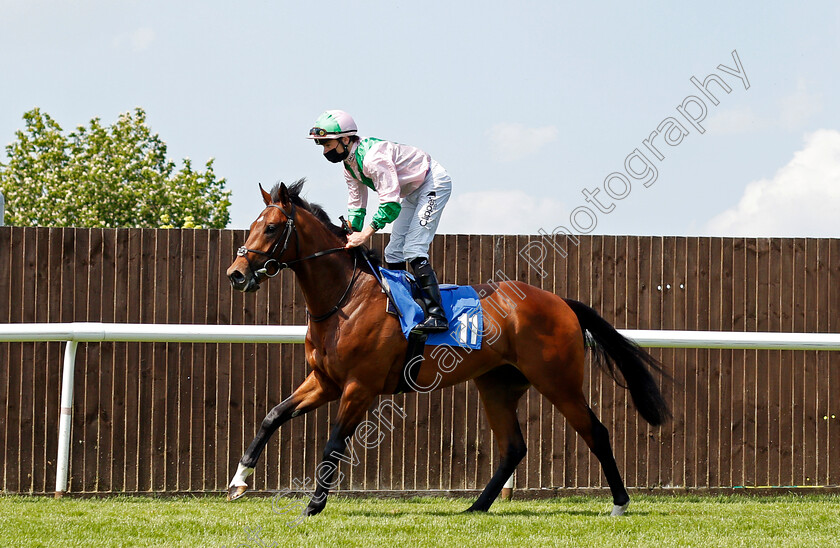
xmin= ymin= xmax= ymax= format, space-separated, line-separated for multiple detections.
xmin=324 ymin=145 xmax=350 ymax=163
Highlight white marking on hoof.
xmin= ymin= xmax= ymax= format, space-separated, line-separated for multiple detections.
xmin=229 ymin=464 xmax=255 ymax=488
xmin=611 ymin=502 xmax=629 ymax=516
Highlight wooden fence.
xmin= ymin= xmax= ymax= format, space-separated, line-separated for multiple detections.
xmin=0 ymin=226 xmax=838 ymax=495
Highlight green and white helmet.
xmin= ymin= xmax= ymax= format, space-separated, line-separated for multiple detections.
xmin=306 ymin=110 xmax=358 ymax=139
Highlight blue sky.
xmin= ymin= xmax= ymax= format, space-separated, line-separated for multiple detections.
xmin=1 ymin=1 xmax=839 ymax=236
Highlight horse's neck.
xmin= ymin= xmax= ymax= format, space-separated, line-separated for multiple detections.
xmin=291 ymin=227 xmax=359 ymax=318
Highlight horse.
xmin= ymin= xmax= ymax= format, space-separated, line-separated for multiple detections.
xmin=225 ymin=179 xmax=670 ymax=517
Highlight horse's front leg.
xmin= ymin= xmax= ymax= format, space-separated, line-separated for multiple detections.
xmin=304 ymin=381 xmax=375 ymax=516
xmin=228 ymin=371 xmax=339 ymax=501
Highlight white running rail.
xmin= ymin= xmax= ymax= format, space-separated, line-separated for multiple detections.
xmin=1 ymin=323 xmax=839 ymax=497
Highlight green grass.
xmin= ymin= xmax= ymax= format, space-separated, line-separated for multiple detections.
xmin=1 ymin=494 xmax=839 ymax=547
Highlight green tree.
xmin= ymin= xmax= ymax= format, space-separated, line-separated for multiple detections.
xmin=0 ymin=108 xmax=231 ymax=228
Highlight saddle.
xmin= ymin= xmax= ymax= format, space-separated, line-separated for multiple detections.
xmin=377 ymin=268 xmax=483 ymax=394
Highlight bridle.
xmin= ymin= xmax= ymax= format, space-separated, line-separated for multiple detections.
xmin=236 ymin=201 xmax=359 ymax=322
xmin=237 ymin=202 xmax=300 ymax=277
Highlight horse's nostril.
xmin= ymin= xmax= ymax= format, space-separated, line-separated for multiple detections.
xmin=229 ymin=271 xmax=246 ymax=285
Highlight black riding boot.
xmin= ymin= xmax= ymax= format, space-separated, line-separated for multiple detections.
xmin=385 ymin=260 xmax=407 ymax=271
xmin=409 ymin=257 xmax=449 ymax=334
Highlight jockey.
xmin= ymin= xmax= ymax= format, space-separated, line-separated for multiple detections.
xmin=307 ymin=109 xmax=452 ymax=334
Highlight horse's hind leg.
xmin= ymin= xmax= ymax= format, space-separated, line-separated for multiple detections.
xmin=516 ymin=317 xmax=630 ymax=515
xmin=467 ymin=365 xmax=530 ymax=512
xmin=553 ymin=393 xmax=630 ymax=516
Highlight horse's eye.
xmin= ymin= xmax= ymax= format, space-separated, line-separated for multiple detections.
xmin=266 ymin=224 xmax=277 ymax=234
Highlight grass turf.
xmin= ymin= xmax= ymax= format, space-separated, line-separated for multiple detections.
xmin=1 ymin=494 xmax=839 ymax=547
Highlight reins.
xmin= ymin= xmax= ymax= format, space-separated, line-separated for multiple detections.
xmin=236 ymin=202 xmax=360 ymax=322
xmin=307 ymin=252 xmax=359 ymax=322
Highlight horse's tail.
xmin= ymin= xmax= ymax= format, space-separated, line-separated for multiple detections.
xmin=563 ymin=298 xmax=671 ymax=426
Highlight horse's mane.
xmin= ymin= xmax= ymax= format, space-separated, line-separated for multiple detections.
xmin=269 ymin=178 xmax=381 ymax=268
xmin=270 ymin=179 xmax=347 ymax=240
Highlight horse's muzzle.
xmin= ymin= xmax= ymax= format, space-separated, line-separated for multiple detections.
xmin=227 ymin=268 xmax=261 ymax=293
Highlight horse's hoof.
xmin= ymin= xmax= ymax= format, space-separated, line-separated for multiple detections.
xmin=227 ymin=485 xmax=248 ymax=501
xmin=304 ymin=503 xmax=324 ymax=517
xmin=611 ymin=502 xmax=629 ymax=516
xmin=463 ymin=504 xmax=488 ymax=513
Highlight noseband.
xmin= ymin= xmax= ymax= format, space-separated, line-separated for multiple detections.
xmin=236 ymin=201 xmax=359 ymax=321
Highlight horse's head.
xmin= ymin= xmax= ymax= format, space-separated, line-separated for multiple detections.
xmin=227 ymin=179 xmax=351 ymax=293
xmin=227 ymin=182 xmax=299 ymax=292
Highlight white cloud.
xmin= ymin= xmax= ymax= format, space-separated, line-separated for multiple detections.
xmin=778 ymin=80 xmax=822 ymax=129
xmin=114 ymin=27 xmax=156 ymax=52
xmin=486 ymin=123 xmax=558 ymax=162
xmin=706 ymin=79 xmax=821 ymax=135
xmin=706 ymin=106 xmax=765 ymax=134
xmin=130 ymin=27 xmax=156 ymax=51
xmin=705 ymin=129 xmax=840 ymax=237
xmin=436 ymin=189 xmax=567 ymax=234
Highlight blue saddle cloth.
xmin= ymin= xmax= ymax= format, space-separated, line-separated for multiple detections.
xmin=379 ymin=268 xmax=483 ymax=350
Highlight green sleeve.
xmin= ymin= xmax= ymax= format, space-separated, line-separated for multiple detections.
xmin=370 ymin=202 xmax=401 ymax=230
xmin=348 ymin=207 xmax=366 ymax=232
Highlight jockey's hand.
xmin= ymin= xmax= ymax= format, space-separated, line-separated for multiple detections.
xmin=345 ymin=226 xmax=375 ymax=248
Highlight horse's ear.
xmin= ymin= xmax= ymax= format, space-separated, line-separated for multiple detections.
xmin=277 ymin=182 xmax=291 ymax=206
xmin=259 ymin=183 xmax=272 ymax=205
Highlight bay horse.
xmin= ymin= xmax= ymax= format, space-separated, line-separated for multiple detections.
xmin=225 ymin=180 xmax=669 ymax=517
